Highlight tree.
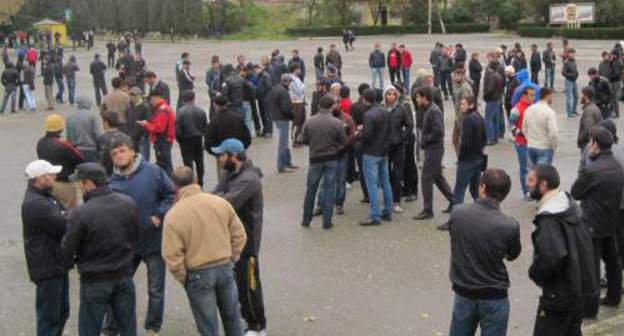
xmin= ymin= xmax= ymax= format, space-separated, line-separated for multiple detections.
xmin=301 ymin=0 xmax=319 ymax=25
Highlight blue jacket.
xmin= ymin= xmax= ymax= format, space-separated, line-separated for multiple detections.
xmin=511 ymin=69 xmax=541 ymax=107
xmin=110 ymin=158 xmax=175 ymax=257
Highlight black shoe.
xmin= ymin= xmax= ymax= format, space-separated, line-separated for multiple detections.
xmin=405 ymin=195 xmax=418 ymax=202
xmin=599 ymin=297 xmax=620 ymax=308
xmin=413 ymin=211 xmax=434 ymax=221
xmin=360 ymin=218 xmax=381 ymax=226
xmin=335 ymin=206 xmax=344 ymax=215
xmin=442 ymin=204 xmax=453 ymax=214
xmin=436 ymin=221 xmax=450 ymax=231
xmin=381 ymin=213 xmax=392 ymax=222
xmin=301 ymin=221 xmax=310 ymax=228
xmin=312 ymin=208 xmax=322 ymax=217
xmin=323 ymin=223 xmax=333 ymax=230
xmin=359 ymin=198 xmax=370 ymax=204
xmin=600 ymin=277 xmax=607 ymax=288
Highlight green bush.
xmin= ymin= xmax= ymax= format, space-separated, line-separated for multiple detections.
xmin=517 ymin=26 xmax=556 ymax=38
xmin=517 ymin=26 xmax=624 ymax=39
xmin=286 ymin=23 xmax=489 ymax=37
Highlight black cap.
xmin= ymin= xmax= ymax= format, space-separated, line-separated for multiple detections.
xmin=70 ymin=163 xmax=108 ymax=185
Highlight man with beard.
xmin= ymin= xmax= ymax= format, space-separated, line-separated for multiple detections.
xmin=587 ymin=67 xmax=613 ymax=119
xmin=527 ymin=164 xmax=598 ymax=334
xmin=578 ymin=86 xmax=602 ymax=151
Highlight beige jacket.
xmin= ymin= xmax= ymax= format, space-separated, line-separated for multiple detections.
xmin=101 ymin=89 xmax=130 ymax=123
xmin=522 ymin=101 xmax=559 ymax=151
xmin=162 ymin=185 xmax=247 ymax=283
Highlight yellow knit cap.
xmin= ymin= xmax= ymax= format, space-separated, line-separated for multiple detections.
xmin=45 ymin=114 xmax=65 ymax=132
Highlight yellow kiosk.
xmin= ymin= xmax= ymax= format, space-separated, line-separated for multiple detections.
xmin=33 ymin=19 xmax=68 ymax=46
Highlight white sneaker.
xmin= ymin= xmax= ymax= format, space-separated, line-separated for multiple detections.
xmin=392 ymin=204 xmax=404 ymax=213
xmin=346 ymin=182 xmax=352 ymax=190
xmin=145 ymin=331 xmax=159 ymax=336
xmin=245 ymin=331 xmax=267 ymax=336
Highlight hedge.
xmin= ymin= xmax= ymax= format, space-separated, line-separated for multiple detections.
xmin=518 ymin=26 xmax=624 ymax=39
xmin=286 ymin=23 xmax=490 ymax=37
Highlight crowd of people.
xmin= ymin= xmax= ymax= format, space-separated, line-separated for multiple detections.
xmin=13 ymin=32 xmax=624 ymax=336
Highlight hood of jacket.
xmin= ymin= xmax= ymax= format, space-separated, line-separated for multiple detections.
xmin=76 ymin=95 xmax=93 ymax=111
xmin=113 ymin=154 xmax=143 ymax=177
xmin=536 ymin=190 xmax=579 ymax=225
xmin=516 ymin=69 xmax=529 ymax=82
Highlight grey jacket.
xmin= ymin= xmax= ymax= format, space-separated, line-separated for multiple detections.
xmin=66 ymin=96 xmax=103 ymax=151
xmin=301 ymin=109 xmax=347 ymax=163
xmin=577 ymin=102 xmax=602 ymax=149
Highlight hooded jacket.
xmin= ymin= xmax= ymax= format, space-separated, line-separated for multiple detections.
xmin=384 ymin=86 xmax=414 ymax=146
xmin=37 ymin=134 xmax=84 ymax=182
xmin=360 ymin=103 xmax=390 ymax=156
xmin=510 ymin=69 xmax=541 ymax=108
xmin=213 ymin=160 xmax=264 ymax=257
xmin=66 ymin=96 xmax=103 ymax=152
xmin=509 ymin=97 xmax=531 ymax=146
xmin=529 ymin=191 xmax=599 ymax=314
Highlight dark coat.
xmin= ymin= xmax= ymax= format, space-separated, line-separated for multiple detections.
xmin=221 ymin=74 xmax=247 ymax=108
xmin=89 ymin=60 xmax=107 ymax=85
xmin=421 ymin=102 xmax=445 ymax=149
xmin=267 ymin=84 xmax=292 ymax=121
xmin=204 ymin=108 xmax=251 ymax=155
xmin=149 ymin=80 xmax=171 ymax=104
xmin=21 ymin=185 xmax=71 ymax=283
xmin=360 ymin=104 xmax=390 ymax=157
xmin=175 ymin=103 xmax=208 ymax=141
xmin=62 ymin=186 xmax=139 ymax=281
xmin=387 ymin=103 xmax=414 ymax=145
xmin=530 ymin=51 xmax=542 ymax=72
xmin=483 ymin=70 xmax=505 ymax=102
xmin=36 ymin=134 xmax=84 ymax=182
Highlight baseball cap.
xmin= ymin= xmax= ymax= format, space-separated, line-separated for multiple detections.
xmin=211 ymin=138 xmax=245 ymax=155
xmin=25 ymin=160 xmax=62 ymax=179
xmin=69 ymin=162 xmax=108 ymax=185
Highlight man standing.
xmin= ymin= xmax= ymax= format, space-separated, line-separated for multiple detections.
xmin=399 ymin=44 xmax=413 ymax=92
xmin=90 ymin=54 xmax=108 ymax=106
xmin=254 ymin=64 xmax=273 ymax=137
xmin=66 ymin=96 xmax=103 ymax=162
xmin=37 ymin=114 xmax=84 ymax=209
xmin=325 ymin=44 xmax=343 ymax=78
xmin=62 ymin=163 xmax=138 ymax=336
xmin=571 ymin=126 xmax=624 ymax=308
xmin=387 ymin=42 xmax=402 ymax=84
xmin=369 ymin=43 xmax=385 ymax=90
xmin=578 ymin=86 xmax=603 ymax=151
xmin=221 ymin=64 xmax=248 ymax=116
xmin=607 ymin=50 xmax=622 ymax=118
xmin=138 ymin=90 xmax=176 ymax=175
xmin=447 ymin=168 xmax=521 ymax=336
xmin=358 ymin=89 xmax=393 ymax=226
xmin=454 ymin=43 xmax=467 ymax=66
xmin=451 ymin=68 xmax=474 ymax=155
xmin=542 ymin=42 xmax=556 ymax=90
xmin=22 ymin=159 xmax=71 ymax=336
xmin=127 ymin=87 xmax=152 ymax=160
xmin=212 ymin=139 xmax=268 ymax=336
xmin=588 ymin=67 xmax=613 ymax=119
xmin=530 ymin=44 xmax=542 ymax=85
xmin=101 ymin=77 xmax=131 ymax=133
xmin=351 ymin=83 xmax=371 ymax=203
xmin=429 ymin=42 xmax=442 ymax=87
xmin=562 ymin=48 xmax=579 ymax=118
xmin=483 ymin=61 xmax=505 ymax=145
xmin=146 ymin=71 xmax=171 ymax=105
xmin=439 ymin=46 xmax=455 ymax=101
xmin=106 ymin=39 xmax=116 ymax=69
xmin=414 ymin=86 xmax=454 ymax=220
xmin=523 ymin=88 xmax=559 ymax=166
xmin=108 ymin=138 xmax=175 ymax=336
xmin=314 ymin=47 xmax=325 ymax=81
xmin=268 ymin=74 xmax=298 ymax=173
xmin=206 ymin=56 xmax=222 ymax=118
xmin=0 ymin=62 xmax=19 ymax=113
xmin=177 ymin=60 xmax=195 ymax=109
xmin=162 ymin=166 xmax=246 ymax=336
xmin=97 ymin=111 xmax=131 ymax=175
xmin=63 ymin=55 xmax=79 ymax=105
xmin=289 ymin=65 xmax=306 ymax=147
xmin=175 ymin=91 xmax=208 ymax=188
xmin=204 ymin=96 xmax=252 ymax=159
xmin=300 ymin=95 xmax=347 ymax=229
xmin=42 ymin=58 xmax=55 ymax=110
xmin=527 ymin=164 xmax=598 ymax=334
xmin=288 ymin=49 xmax=305 ymax=83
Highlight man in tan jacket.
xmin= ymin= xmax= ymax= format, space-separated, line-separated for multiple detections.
xmin=162 ymin=166 xmax=247 ymax=336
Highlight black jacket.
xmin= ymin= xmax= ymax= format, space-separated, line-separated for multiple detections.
xmin=90 ymin=60 xmax=107 ymax=85
xmin=386 ymin=103 xmax=414 ymax=145
xmin=483 ymin=70 xmax=505 ymax=102
xmin=221 ymin=74 xmax=247 ymax=108
xmin=1 ymin=67 xmax=19 ymax=89
xmin=213 ymin=160 xmax=264 ymax=257
xmin=562 ymin=59 xmax=579 ymax=81
xmin=288 ymin=56 xmax=306 ymax=81
xmin=36 ymin=134 xmax=84 ymax=182
xmin=469 ymin=60 xmax=482 ymax=81
xmin=589 ymin=76 xmax=613 ymax=107
xmin=504 ymin=77 xmax=519 ymax=110
xmin=542 ymin=48 xmax=556 ymax=69
xmin=529 ymin=192 xmax=599 ymax=313
xmin=314 ymin=53 xmax=325 ymax=71
xmin=530 ymin=51 xmax=542 ymax=72
xmin=149 ymin=80 xmax=171 ymax=104
xmin=176 ymin=103 xmax=208 ymax=141
xmin=21 ymin=185 xmax=71 ymax=283
xmin=204 ymin=108 xmax=251 ymax=155
xmin=351 ymin=100 xmax=368 ymax=127
xmin=256 ymin=70 xmax=272 ymax=99
xmin=571 ymin=150 xmax=624 ymax=238
xmin=421 ymin=103 xmax=445 ymax=149
xmin=126 ymin=101 xmax=152 ymax=143
xmin=458 ymin=110 xmax=486 ymax=161
xmin=267 ymin=84 xmax=292 ymax=121
xmin=360 ymin=104 xmax=389 ymax=157
xmin=454 ymin=48 xmax=467 ymax=65
xmin=178 ymin=68 xmax=194 ymax=92
xmin=62 ymin=186 xmax=139 ymax=282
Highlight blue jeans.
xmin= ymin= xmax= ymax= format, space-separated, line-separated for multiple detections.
xmin=36 ymin=274 xmax=69 ymax=336
xmin=185 ymin=263 xmax=243 ymax=336
xmin=79 ymin=277 xmax=136 ymax=336
xmin=23 ymin=84 xmax=36 ymax=110
xmin=485 ymin=100 xmax=501 ymax=143
xmin=55 ymin=76 xmax=64 ymax=102
xmin=275 ymin=120 xmax=292 ymax=171
xmin=363 ymin=154 xmax=393 ymax=221
xmin=545 ymin=67 xmax=555 ymax=89
xmin=315 ymin=68 xmax=324 ymax=81
xmin=449 ymin=294 xmax=510 ymax=336
xmin=0 ymin=87 xmax=16 ymax=113
xmin=242 ymin=102 xmax=254 ymax=137
xmin=402 ymin=68 xmax=411 ymax=92
xmin=514 ymin=144 xmax=528 ymax=195
xmin=453 ymin=158 xmax=483 ymax=205
xmin=371 ymin=67 xmax=384 ymax=89
xmin=317 ymin=155 xmax=348 ymax=208
xmin=303 ymin=159 xmax=339 ymax=226
xmin=141 ymin=136 xmax=151 ymax=162
xmin=67 ymin=79 xmax=76 ymax=105
xmin=565 ymin=79 xmax=578 ymax=117
xmin=527 ymin=147 xmax=554 ymax=167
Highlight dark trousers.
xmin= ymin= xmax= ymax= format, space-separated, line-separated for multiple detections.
xmin=433 ymin=67 xmax=440 ymax=87
xmin=79 ymin=277 xmax=136 ymax=336
xmin=402 ymin=135 xmax=418 ymax=197
xmin=94 ymin=81 xmax=108 ymax=106
xmin=179 ymin=136 xmax=205 ymax=188
xmin=258 ymin=97 xmax=272 ymax=135
xmin=291 ymin=103 xmax=306 ymax=145
xmin=453 ymin=158 xmax=483 ymax=205
xmin=531 ymin=71 xmax=539 ymax=85
xmin=422 ymin=146 xmax=453 ymax=214
xmin=108 ymin=54 xmax=115 ymax=69
xmin=55 ymin=76 xmax=64 ymax=103
xmin=532 ymin=308 xmax=582 ymax=336
xmin=355 ymin=147 xmax=369 ymax=201
xmin=440 ymin=70 xmax=453 ymax=99
xmin=346 ymin=148 xmax=357 ymax=184
xmin=250 ymin=99 xmax=262 ymax=133
xmin=154 ymin=138 xmax=173 ymax=175
xmin=18 ymin=83 xmax=25 ymax=109
xmin=618 ymin=210 xmax=624 ymax=265
xmin=389 ymin=66 xmax=401 ymax=84
xmin=593 ymin=236 xmax=622 ymax=305
xmin=388 ymin=143 xmax=405 ymax=203
xmin=234 ymin=256 xmax=267 ymax=332
xmin=36 ymin=274 xmax=69 ymax=336
xmin=471 ymin=78 xmax=481 ymax=100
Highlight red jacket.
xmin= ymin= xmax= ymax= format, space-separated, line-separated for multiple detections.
xmin=145 ymin=100 xmax=176 ymax=144
xmin=512 ymin=97 xmax=530 ymax=146
xmin=340 ymin=97 xmax=352 ymax=115
xmin=401 ymin=51 xmax=413 ymax=69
